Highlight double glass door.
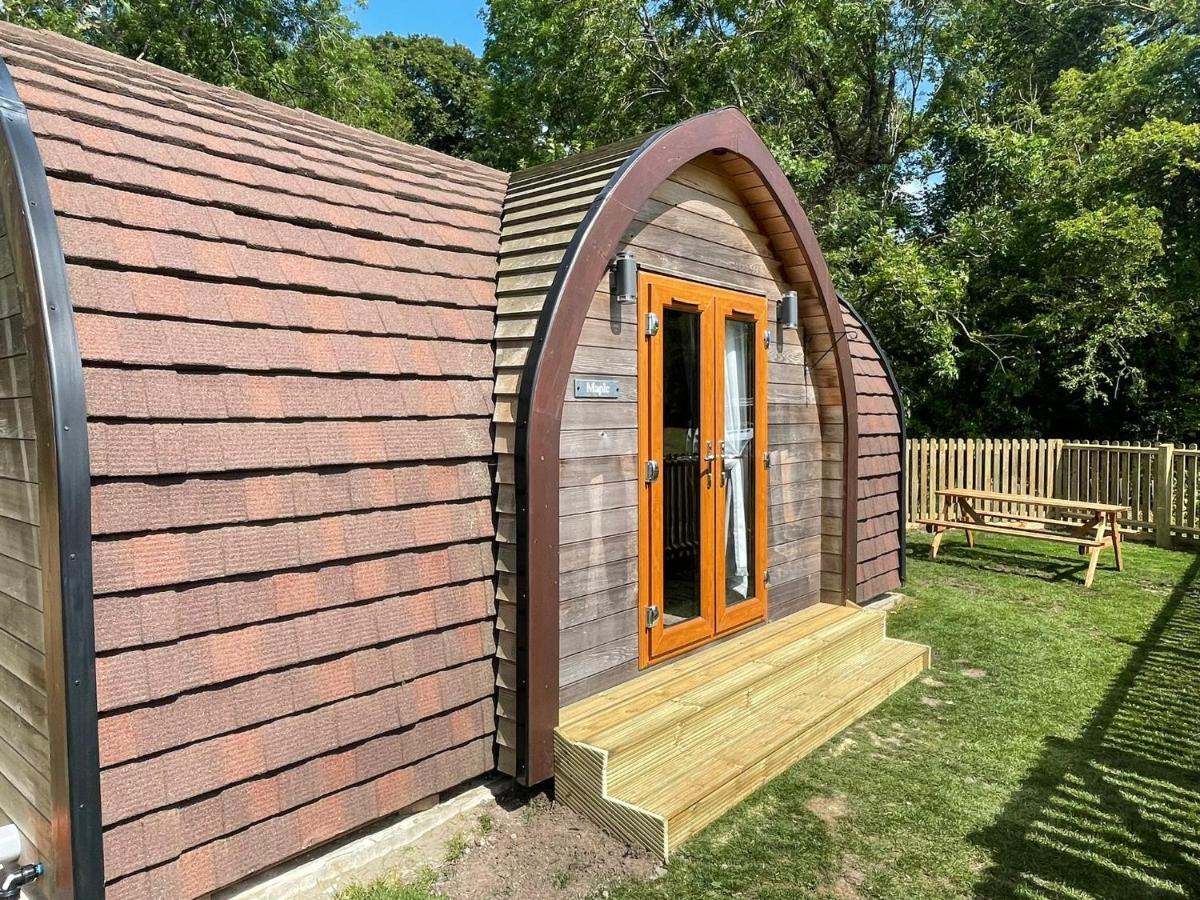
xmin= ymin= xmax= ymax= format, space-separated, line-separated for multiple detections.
xmin=638 ymin=273 xmax=768 ymax=665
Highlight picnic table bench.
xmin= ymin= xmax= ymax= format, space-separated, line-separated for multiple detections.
xmin=918 ymin=488 xmax=1129 ymax=587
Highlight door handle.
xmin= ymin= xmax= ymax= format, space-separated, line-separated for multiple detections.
xmin=703 ymin=441 xmax=714 ymax=487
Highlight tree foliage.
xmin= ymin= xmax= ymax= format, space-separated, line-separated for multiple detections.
xmin=484 ymin=0 xmax=1200 ymax=440
xmin=1 ymin=0 xmax=1197 ymax=438
xmin=0 ymin=0 xmax=489 ymax=156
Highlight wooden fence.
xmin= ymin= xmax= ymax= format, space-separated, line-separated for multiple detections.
xmin=905 ymin=438 xmax=1200 ymax=547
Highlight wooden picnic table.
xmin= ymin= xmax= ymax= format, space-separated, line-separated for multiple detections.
xmin=918 ymin=488 xmax=1129 ymax=588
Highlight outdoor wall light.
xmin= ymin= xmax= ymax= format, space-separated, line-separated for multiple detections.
xmin=612 ymin=251 xmax=638 ymax=305
xmin=779 ymin=290 xmax=800 ymax=329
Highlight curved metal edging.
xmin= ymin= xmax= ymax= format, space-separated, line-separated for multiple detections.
xmin=513 ymin=107 xmax=859 ymax=785
xmin=840 ymin=294 xmax=908 ymax=585
xmin=0 ymin=59 xmax=102 ymax=898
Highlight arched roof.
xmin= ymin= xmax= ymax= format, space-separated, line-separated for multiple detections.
xmin=496 ymin=107 xmax=859 ymax=785
xmin=0 ymin=21 xmax=508 ymax=898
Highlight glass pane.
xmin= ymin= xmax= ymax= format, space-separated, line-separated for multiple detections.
xmin=723 ymin=319 xmax=756 ymax=606
xmin=661 ymin=308 xmax=702 ymax=625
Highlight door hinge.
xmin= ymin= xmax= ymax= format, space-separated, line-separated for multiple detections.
xmin=644 ymin=459 xmax=660 ymax=483
xmin=645 ymin=605 xmax=660 ymax=629
xmin=763 ymin=451 xmax=772 ymax=468
xmin=645 ymin=311 xmax=660 ymax=337
xmin=763 ymin=329 xmax=772 ymax=350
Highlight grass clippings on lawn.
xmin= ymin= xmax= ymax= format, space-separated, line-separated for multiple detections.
xmin=340 ymin=532 xmax=1200 ymax=899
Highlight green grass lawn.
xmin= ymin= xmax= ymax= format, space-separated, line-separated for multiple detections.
xmin=607 ymin=532 xmax=1200 ymax=899
xmin=340 ymin=531 xmax=1200 ymax=899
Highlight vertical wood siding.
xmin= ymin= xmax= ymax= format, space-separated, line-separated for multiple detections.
xmin=0 ymin=213 xmax=53 ymax=895
xmin=905 ymin=438 xmax=1200 ymax=546
xmin=0 ymin=23 xmax=507 ymax=898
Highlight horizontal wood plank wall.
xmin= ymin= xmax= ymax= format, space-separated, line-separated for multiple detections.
xmin=712 ymin=152 xmax=845 ymax=605
xmin=0 ymin=23 xmax=508 ymax=898
xmin=555 ymin=155 xmax=844 ymax=707
xmin=840 ymin=303 xmax=902 ymax=602
xmin=493 ymin=140 xmax=644 ymax=775
xmin=0 ymin=217 xmax=53 ymax=895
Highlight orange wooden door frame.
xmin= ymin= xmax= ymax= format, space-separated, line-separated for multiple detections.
xmin=639 ymin=275 xmax=716 ymax=664
xmin=638 ymin=272 xmax=769 ymax=667
xmin=713 ymin=292 xmax=769 ymax=634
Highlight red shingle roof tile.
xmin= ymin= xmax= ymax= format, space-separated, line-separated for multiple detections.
xmin=0 ymin=18 xmax=503 ymax=894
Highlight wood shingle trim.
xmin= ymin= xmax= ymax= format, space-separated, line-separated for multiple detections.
xmin=86 ymin=418 xmax=493 ymax=477
xmin=840 ymin=300 xmax=905 ymax=602
xmin=96 ymin=620 xmax=494 ymax=768
xmin=101 ymin=696 xmax=496 ymax=880
xmin=82 ymin=369 xmax=494 ymax=423
xmin=103 ymin=737 xmax=494 ymax=900
xmin=64 ymin=266 xmax=497 ymax=337
xmin=99 ymin=660 xmax=497 ymax=829
xmin=0 ymin=19 xmax=506 ymax=896
xmin=47 ymin=179 xmax=499 ymax=279
xmin=0 ymin=37 xmax=504 ymax=200
xmin=89 ymin=541 xmax=494 ymax=653
xmin=36 ymin=130 xmax=499 ymax=253
xmin=90 ymin=461 xmax=493 ymax=535
xmin=93 ymin=576 xmax=495 ymax=711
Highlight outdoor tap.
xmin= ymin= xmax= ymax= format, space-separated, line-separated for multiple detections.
xmin=0 ymin=863 xmax=44 ymax=899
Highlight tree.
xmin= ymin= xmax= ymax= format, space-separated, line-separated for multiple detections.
xmin=483 ymin=0 xmax=946 ymax=198
xmin=367 ymin=34 xmax=487 ymax=158
xmin=0 ymin=2 xmax=491 ymax=153
xmin=921 ymin=0 xmax=1200 ymax=437
xmin=483 ymin=0 xmax=1200 ymax=440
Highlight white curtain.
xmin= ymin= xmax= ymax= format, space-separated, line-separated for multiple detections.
xmin=724 ymin=321 xmax=753 ymax=601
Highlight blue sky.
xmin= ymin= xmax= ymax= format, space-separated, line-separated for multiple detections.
xmin=348 ymin=1 xmax=488 ymax=52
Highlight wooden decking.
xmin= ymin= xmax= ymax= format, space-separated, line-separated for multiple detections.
xmin=554 ymin=603 xmax=930 ymax=859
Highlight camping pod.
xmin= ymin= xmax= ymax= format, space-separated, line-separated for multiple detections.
xmin=0 ymin=21 xmax=911 ymax=897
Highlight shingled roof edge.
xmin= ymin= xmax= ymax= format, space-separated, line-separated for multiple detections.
xmin=0 ymin=50 xmax=103 ymax=900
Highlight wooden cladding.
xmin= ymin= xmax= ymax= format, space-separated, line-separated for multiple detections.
xmin=498 ymin=108 xmax=859 ymax=785
xmin=0 ymin=223 xmax=52 ymax=894
xmin=841 ymin=301 xmax=904 ymax=603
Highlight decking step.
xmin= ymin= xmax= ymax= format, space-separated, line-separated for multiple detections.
xmin=554 ymin=604 xmax=929 ymax=859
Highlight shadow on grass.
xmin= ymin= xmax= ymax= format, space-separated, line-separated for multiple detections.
xmin=908 ymin=537 xmax=1101 ymax=586
xmin=971 ymin=553 xmax=1200 ymax=898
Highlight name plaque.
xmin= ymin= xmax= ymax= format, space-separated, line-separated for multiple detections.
xmin=572 ymin=378 xmax=622 ymax=400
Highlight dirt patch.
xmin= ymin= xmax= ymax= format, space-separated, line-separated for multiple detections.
xmin=866 ymin=730 xmax=904 ymax=750
xmin=920 ymin=676 xmax=947 ymax=688
xmin=433 ymin=789 xmax=660 ymax=899
xmin=826 ymin=736 xmax=857 ymax=757
xmin=805 ymin=794 xmax=850 ymax=829
xmin=961 ymin=667 xmax=988 ymax=679
xmin=828 ymin=854 xmax=867 ymax=900
xmin=920 ymin=696 xmax=946 ymax=707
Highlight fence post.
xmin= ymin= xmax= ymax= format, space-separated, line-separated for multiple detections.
xmin=1155 ymin=443 xmax=1175 ymax=549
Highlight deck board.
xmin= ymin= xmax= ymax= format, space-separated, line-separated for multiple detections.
xmin=555 ymin=602 xmax=929 ymax=859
